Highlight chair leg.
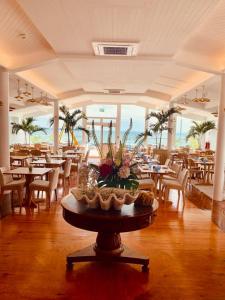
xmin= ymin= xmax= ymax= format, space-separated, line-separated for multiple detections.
xmin=68 ymin=176 xmax=71 ymax=187
xmin=54 ymin=189 xmax=57 ymax=201
xmin=18 ymin=188 xmax=23 ymax=213
xmin=182 ymin=189 xmax=185 ymax=207
xmin=178 ymin=190 xmax=180 ymax=203
xmin=28 ymin=189 xmax=33 ymax=207
xmin=46 ymin=191 xmax=51 ymax=209
xmin=11 ymin=190 xmax=14 ymax=214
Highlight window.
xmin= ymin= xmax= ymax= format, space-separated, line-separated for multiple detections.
xmin=121 ymin=105 xmax=145 ymax=146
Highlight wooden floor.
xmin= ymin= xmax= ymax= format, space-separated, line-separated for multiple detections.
xmin=1 ymin=180 xmax=225 ymax=300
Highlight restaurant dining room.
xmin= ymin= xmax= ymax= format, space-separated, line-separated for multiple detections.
xmin=1 ymin=1 xmax=225 ymax=300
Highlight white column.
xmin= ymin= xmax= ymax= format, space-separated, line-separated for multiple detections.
xmin=213 ymin=74 xmax=225 ymax=201
xmin=167 ymin=103 xmax=176 ymax=151
xmin=0 ymin=67 xmax=10 ymax=168
xmin=53 ymin=100 xmax=59 ymax=154
xmin=82 ymin=106 xmax=87 ymax=145
xmin=116 ymin=104 xmax=121 ymax=147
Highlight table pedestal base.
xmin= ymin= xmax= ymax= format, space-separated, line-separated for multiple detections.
xmin=66 ymin=241 xmax=149 ymax=273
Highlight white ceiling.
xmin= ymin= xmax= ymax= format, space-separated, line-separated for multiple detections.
xmin=0 ymin=0 xmax=224 ymax=117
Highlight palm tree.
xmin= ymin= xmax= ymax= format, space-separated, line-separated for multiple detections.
xmin=11 ymin=117 xmax=46 ymax=145
xmin=136 ymin=107 xmax=181 ymax=149
xmin=50 ymin=105 xmax=89 ymax=146
xmin=186 ymin=121 xmax=216 ymax=148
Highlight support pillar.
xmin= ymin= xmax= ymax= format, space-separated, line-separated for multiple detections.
xmin=167 ymin=103 xmax=176 ymax=152
xmin=212 ymin=74 xmax=225 ymax=230
xmin=82 ymin=106 xmax=87 ymax=145
xmin=0 ymin=67 xmax=10 ymax=168
xmin=53 ymin=100 xmax=59 ymax=154
xmin=116 ymin=104 xmax=121 ymax=148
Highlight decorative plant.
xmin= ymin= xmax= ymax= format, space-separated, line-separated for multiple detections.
xmin=136 ymin=107 xmax=181 ymax=149
xmin=89 ymin=119 xmax=144 ymax=190
xmin=186 ymin=120 xmax=216 ymax=148
xmin=11 ymin=117 xmax=46 ymax=145
xmin=50 ymin=105 xmax=89 ymax=146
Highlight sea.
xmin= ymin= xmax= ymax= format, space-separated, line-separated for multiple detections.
xmin=30 ymin=128 xmax=189 ymax=148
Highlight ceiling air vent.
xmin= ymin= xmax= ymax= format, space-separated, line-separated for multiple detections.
xmin=92 ymin=42 xmax=139 ymax=56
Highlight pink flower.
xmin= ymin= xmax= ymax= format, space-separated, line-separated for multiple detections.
xmin=123 ymin=158 xmax=130 ymax=167
xmin=118 ymin=166 xmax=130 ymax=179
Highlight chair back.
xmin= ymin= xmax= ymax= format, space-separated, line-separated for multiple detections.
xmin=49 ymin=167 xmax=60 ymax=190
xmin=171 ymin=163 xmax=181 ymax=178
xmin=64 ymin=159 xmax=72 ymax=178
xmin=31 ymin=149 xmax=42 ymax=157
xmin=165 ymin=158 xmax=171 ymax=167
xmin=178 ymin=169 xmax=189 ymax=188
xmin=0 ymin=168 xmax=12 ymax=186
xmin=24 ymin=157 xmax=32 ymax=167
xmin=63 ymin=146 xmax=76 ymax=152
xmin=56 ymin=149 xmax=63 ymax=155
xmin=154 ymin=154 xmax=160 ymax=161
xmin=16 ymin=150 xmax=30 ymax=156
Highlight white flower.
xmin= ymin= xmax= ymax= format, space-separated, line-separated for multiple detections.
xmin=118 ymin=166 xmax=130 ymax=179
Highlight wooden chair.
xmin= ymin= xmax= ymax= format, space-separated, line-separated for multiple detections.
xmin=162 ymin=163 xmax=181 ymax=180
xmin=162 ymin=169 xmax=189 ymax=207
xmin=138 ymin=178 xmax=155 ymax=193
xmin=136 ymin=167 xmax=155 ymax=193
xmin=29 ymin=167 xmax=60 ymax=209
xmin=30 ymin=149 xmax=42 ymax=157
xmin=59 ymin=159 xmax=72 ymax=191
xmin=0 ymin=168 xmax=26 ymax=212
xmin=187 ymin=158 xmax=203 ymax=184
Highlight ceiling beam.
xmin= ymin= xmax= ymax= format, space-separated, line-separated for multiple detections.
xmin=9 ymin=57 xmax=58 ymax=73
xmin=145 ymin=89 xmax=171 ymax=101
xmin=57 ymin=89 xmax=85 ymax=100
xmin=57 ymin=88 xmax=171 ymax=102
xmin=58 ymin=53 xmax=173 ymax=63
xmin=175 ymin=60 xmax=223 ymax=75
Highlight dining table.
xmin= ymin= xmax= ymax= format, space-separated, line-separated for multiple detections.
xmin=193 ymin=160 xmax=214 ymax=184
xmin=38 ymin=154 xmax=81 ymax=161
xmin=31 ymin=159 xmax=66 ymax=168
xmin=138 ymin=164 xmax=175 ymax=200
xmin=3 ymin=167 xmax=52 ymax=205
xmin=10 ymin=155 xmax=30 ymax=167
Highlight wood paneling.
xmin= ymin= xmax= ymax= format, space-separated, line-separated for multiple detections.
xmin=1 ymin=184 xmax=225 ymax=300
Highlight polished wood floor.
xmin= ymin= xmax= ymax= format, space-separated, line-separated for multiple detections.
xmin=1 ymin=180 xmax=225 ymax=300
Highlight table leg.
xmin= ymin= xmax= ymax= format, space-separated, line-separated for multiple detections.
xmin=66 ymin=232 xmax=149 ymax=272
xmin=158 ymin=174 xmax=163 ymax=201
xmin=24 ymin=175 xmax=36 ymax=207
xmin=206 ymin=165 xmax=210 ymax=184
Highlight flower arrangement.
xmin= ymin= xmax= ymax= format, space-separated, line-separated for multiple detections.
xmin=89 ymin=119 xmax=146 ymax=190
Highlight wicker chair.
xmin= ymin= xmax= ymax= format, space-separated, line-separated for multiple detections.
xmin=0 ymin=168 xmax=26 ymax=212
xmin=29 ymin=168 xmax=60 ymax=209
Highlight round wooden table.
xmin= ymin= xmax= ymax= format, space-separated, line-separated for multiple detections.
xmin=62 ymin=194 xmax=158 ymax=272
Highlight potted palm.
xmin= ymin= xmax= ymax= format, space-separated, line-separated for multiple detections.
xmin=11 ymin=117 xmax=46 ymax=145
xmin=186 ymin=121 xmax=216 ymax=149
xmin=136 ymin=107 xmax=181 ymax=149
xmin=50 ymin=105 xmax=90 ymax=146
